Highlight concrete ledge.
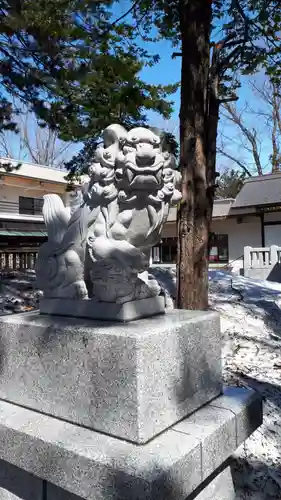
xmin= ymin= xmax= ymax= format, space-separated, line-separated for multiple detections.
xmin=0 ymin=387 xmax=262 ymax=500
xmin=0 ymin=310 xmax=222 ymax=444
xmin=39 ymin=296 xmax=165 ymax=322
xmin=47 ymin=465 xmax=236 ymax=500
xmin=0 ymin=462 xmax=237 ymax=500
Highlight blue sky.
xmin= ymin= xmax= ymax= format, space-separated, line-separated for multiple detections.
xmin=140 ymin=39 xmax=181 ymax=133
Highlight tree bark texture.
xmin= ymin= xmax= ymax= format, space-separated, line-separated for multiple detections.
xmin=176 ymin=0 xmax=213 ymax=310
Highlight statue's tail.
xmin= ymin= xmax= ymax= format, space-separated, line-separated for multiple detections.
xmin=42 ymin=194 xmax=69 ymax=245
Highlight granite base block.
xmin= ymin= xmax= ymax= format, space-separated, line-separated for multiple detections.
xmin=0 ymin=309 xmax=222 ymax=444
xmin=191 ymin=466 xmax=236 ymax=500
xmin=46 ymin=466 xmax=236 ymax=500
xmin=0 ymin=387 xmax=262 ymax=500
xmin=209 ymin=386 xmax=263 ymax=445
xmin=39 ymin=296 xmax=165 ymax=322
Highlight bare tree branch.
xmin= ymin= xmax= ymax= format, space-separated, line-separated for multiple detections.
xmin=219 ymin=96 xmax=239 ymax=103
xmin=111 ymin=0 xmax=140 ymax=26
xmin=249 ymin=79 xmax=281 ymax=172
xmin=0 ymin=102 xmax=73 ymax=167
xmin=272 ymin=103 xmax=279 ymax=172
xmin=218 ymin=75 xmax=281 ymax=176
xmin=222 ymin=102 xmax=264 ymax=175
xmin=273 ymin=88 xmax=281 ymax=138
xmin=217 ymin=147 xmax=252 ymax=177
xmin=0 ymin=133 xmax=13 ymax=158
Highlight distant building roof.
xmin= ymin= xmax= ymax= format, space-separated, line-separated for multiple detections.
xmin=232 ymin=173 xmax=281 ymax=209
xmin=0 ymin=158 xmax=89 ymax=185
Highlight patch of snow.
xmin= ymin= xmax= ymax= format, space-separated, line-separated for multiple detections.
xmin=150 ymin=265 xmax=281 ymax=499
xmin=0 ymin=270 xmax=39 ymax=315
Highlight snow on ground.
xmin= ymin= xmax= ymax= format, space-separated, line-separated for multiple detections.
xmin=209 ymin=271 xmax=281 ymax=499
xmin=2 ymin=266 xmax=281 ymax=497
xmin=152 ymin=265 xmax=281 ymax=499
xmin=0 ymin=270 xmax=41 ymax=315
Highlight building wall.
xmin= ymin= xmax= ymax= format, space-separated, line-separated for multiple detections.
xmin=153 ymin=214 xmax=263 ymax=270
xmin=0 ymin=181 xmax=67 ymax=204
xmin=162 ymin=213 xmax=281 ymax=264
xmin=263 ymin=211 xmax=281 ymax=223
xmin=0 ymin=163 xmax=84 ymax=269
xmin=211 ymin=216 xmax=261 ymax=272
xmin=0 ymin=174 xmax=70 ymax=266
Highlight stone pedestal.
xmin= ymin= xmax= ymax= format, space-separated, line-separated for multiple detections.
xmin=39 ymin=296 xmax=166 ymax=322
xmin=0 ymin=310 xmax=262 ymax=499
xmin=0 ymin=310 xmax=222 ymax=444
xmin=0 ymin=387 xmax=261 ymax=500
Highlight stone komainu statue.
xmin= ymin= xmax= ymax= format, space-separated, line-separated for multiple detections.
xmin=36 ymin=125 xmax=182 ymax=305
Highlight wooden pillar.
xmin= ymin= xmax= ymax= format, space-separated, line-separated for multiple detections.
xmin=19 ymin=253 xmax=25 ymax=270
xmin=260 ymin=212 xmax=265 ymax=247
xmin=12 ymin=253 xmax=17 ymax=270
xmin=26 ymin=253 xmax=30 ymax=269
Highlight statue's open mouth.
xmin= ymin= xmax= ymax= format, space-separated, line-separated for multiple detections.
xmin=125 ymin=160 xmax=164 ymax=187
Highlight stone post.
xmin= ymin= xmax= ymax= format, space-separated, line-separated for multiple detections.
xmin=270 ymin=245 xmax=279 ymax=266
xmin=243 ymin=246 xmax=252 ymax=276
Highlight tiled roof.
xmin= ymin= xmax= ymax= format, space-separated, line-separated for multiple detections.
xmin=232 ymin=173 xmax=281 ymax=208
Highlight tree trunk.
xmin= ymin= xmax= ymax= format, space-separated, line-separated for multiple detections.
xmin=271 ymin=89 xmax=279 ymax=172
xmin=176 ymin=0 xmax=212 ymax=310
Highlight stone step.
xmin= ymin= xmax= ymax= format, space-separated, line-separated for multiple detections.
xmin=0 ymin=387 xmax=262 ymax=500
